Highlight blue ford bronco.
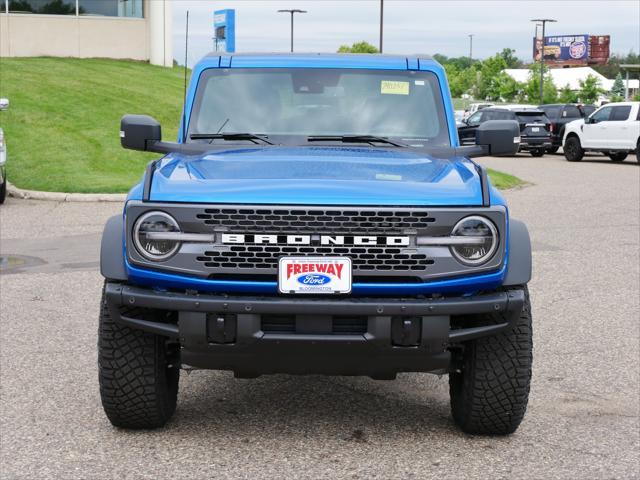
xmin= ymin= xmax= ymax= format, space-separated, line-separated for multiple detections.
xmin=99 ymin=53 xmax=532 ymax=435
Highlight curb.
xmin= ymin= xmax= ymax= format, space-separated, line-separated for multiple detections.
xmin=7 ymin=182 xmax=126 ymax=203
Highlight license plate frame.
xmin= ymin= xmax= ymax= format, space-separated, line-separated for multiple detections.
xmin=278 ymin=257 xmax=352 ymax=294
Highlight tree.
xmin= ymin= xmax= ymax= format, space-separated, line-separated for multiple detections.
xmin=610 ymin=73 xmax=625 ymax=100
xmin=337 ymin=41 xmax=378 ymax=54
xmin=578 ymin=75 xmax=604 ymax=103
xmin=524 ymin=63 xmax=557 ymax=103
xmin=499 ymin=48 xmax=522 ymax=69
xmin=477 ymin=54 xmax=507 ymax=100
xmin=494 ymin=72 xmax=522 ymax=102
xmin=558 ymin=83 xmax=578 ymax=103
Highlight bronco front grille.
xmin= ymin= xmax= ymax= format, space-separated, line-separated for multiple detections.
xmin=196 ymin=207 xmax=435 ymax=234
xmin=125 ymin=202 xmax=508 ymax=283
xmin=197 ymin=245 xmax=433 ymax=271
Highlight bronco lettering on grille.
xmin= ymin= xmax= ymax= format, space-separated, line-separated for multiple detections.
xmin=221 ymin=234 xmax=410 ymax=246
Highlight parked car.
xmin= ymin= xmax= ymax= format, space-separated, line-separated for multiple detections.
xmin=0 ymin=97 xmax=9 ymax=204
xmin=458 ymin=106 xmax=551 ymax=156
xmin=99 ymin=53 xmax=533 ymax=435
xmin=563 ymin=101 xmax=640 ymax=163
xmin=538 ymin=103 xmax=595 ymax=154
xmin=462 ymin=102 xmax=494 ymax=120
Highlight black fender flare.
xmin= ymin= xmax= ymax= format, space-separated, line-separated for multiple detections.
xmin=100 ymin=215 xmax=127 ymax=281
xmin=504 ymin=218 xmax=532 ymax=286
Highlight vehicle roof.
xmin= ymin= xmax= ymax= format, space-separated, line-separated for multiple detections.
xmin=196 ymin=52 xmax=440 ymax=70
xmin=539 ymin=103 xmax=594 ymax=107
xmin=597 ymin=101 xmax=640 ymax=107
xmin=492 ymin=106 xmax=545 ymax=113
xmin=477 ymin=107 xmax=514 ymax=113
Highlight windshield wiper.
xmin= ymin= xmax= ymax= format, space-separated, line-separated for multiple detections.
xmin=190 ymin=132 xmax=274 ymax=145
xmin=306 ymin=135 xmax=408 ymax=148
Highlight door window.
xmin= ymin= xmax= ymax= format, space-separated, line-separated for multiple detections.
xmin=563 ymin=105 xmax=581 ymax=118
xmin=590 ymin=107 xmax=612 ymax=123
xmin=467 ymin=112 xmax=483 ymax=126
xmin=610 ymin=106 xmax=632 ymax=121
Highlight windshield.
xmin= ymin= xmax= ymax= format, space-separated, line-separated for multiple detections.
xmin=187 ymin=68 xmax=450 ymax=147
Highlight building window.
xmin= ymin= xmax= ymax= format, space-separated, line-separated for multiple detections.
xmin=4 ymin=0 xmax=143 ymax=17
xmin=7 ymin=0 xmax=76 ymax=14
xmin=79 ymin=0 xmax=142 ymax=17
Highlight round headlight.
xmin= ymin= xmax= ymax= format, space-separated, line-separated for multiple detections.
xmin=450 ymin=216 xmax=498 ymax=266
xmin=133 ymin=211 xmax=181 ymax=261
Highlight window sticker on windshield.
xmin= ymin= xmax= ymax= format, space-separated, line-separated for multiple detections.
xmin=381 ymin=80 xmax=409 ymax=95
xmin=414 ymin=80 xmax=425 ymax=86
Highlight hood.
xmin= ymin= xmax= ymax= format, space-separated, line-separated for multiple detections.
xmin=148 ymin=146 xmax=483 ymax=206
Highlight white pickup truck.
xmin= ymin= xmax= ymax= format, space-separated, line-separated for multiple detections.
xmin=563 ymin=101 xmax=640 ymax=163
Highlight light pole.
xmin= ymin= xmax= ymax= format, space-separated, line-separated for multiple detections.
xmin=278 ymin=9 xmax=307 ymax=53
xmin=531 ymin=18 xmax=557 ymax=103
xmin=468 ymin=34 xmax=474 ymax=62
xmin=379 ymin=0 xmax=384 ymax=53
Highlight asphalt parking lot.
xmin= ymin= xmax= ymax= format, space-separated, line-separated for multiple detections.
xmin=1 ymin=153 xmax=638 ymax=479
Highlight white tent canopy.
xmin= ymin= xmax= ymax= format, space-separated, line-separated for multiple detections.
xmin=503 ymin=67 xmax=639 ymax=91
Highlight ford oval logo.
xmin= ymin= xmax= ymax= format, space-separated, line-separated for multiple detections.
xmin=297 ymin=274 xmax=331 ymax=285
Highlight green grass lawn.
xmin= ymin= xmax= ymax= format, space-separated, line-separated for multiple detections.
xmin=486 ymin=168 xmax=524 ymax=190
xmin=0 ymin=58 xmax=523 ymax=193
xmin=0 ymin=58 xmax=184 ymax=193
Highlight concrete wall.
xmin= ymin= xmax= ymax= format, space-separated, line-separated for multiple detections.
xmin=0 ymin=0 xmax=172 ymax=66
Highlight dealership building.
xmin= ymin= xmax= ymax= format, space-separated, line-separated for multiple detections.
xmin=0 ymin=0 xmax=172 ymax=67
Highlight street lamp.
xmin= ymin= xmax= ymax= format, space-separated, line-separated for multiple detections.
xmin=531 ymin=18 xmax=557 ymax=103
xmin=278 ymin=9 xmax=307 ymax=53
xmin=379 ymin=0 xmax=384 ymax=53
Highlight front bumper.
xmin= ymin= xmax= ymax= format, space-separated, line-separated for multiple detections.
xmin=105 ymin=283 xmax=525 ymax=378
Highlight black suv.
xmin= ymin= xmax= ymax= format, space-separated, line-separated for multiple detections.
xmin=538 ymin=103 xmax=595 ymax=153
xmin=458 ymin=107 xmax=552 ymax=157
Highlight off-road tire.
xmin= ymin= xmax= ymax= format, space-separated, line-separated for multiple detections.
xmin=608 ymin=152 xmax=628 ymax=162
xmin=98 ymin=282 xmax=179 ymax=429
xmin=564 ymin=136 xmax=584 ymax=162
xmin=0 ymin=177 xmax=6 ymax=204
xmin=546 ymin=146 xmax=559 ymax=154
xmin=449 ymin=287 xmax=532 ymax=435
xmin=529 ymin=149 xmax=545 ymax=157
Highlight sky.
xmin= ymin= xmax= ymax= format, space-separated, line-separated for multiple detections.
xmin=172 ymin=0 xmax=640 ymax=67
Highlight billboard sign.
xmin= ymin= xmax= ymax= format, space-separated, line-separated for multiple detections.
xmin=533 ymin=34 xmax=609 ymax=66
xmin=214 ymin=9 xmax=235 ymax=53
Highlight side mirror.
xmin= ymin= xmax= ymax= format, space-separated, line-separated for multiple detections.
xmin=586 ymin=116 xmax=597 ymax=124
xmin=0 ymin=98 xmax=9 ymax=111
xmin=120 ymin=114 xmax=162 ymax=151
xmin=475 ymin=120 xmax=520 ymax=156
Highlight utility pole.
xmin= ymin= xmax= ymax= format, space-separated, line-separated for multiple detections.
xmin=531 ymin=18 xmax=557 ymax=103
xmin=379 ymin=0 xmax=384 ymax=53
xmin=278 ymin=9 xmax=307 ymax=52
xmin=468 ymin=34 xmax=474 ymax=62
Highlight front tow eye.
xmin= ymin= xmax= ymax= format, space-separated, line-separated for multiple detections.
xmin=206 ymin=314 xmax=237 ymax=344
xmin=391 ymin=317 xmax=422 ymax=346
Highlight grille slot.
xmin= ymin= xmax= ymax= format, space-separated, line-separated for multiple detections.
xmin=196 ymin=208 xmax=435 ymax=234
xmin=198 ymin=245 xmax=433 ymax=272
xmin=261 ymin=315 xmax=368 ymax=335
